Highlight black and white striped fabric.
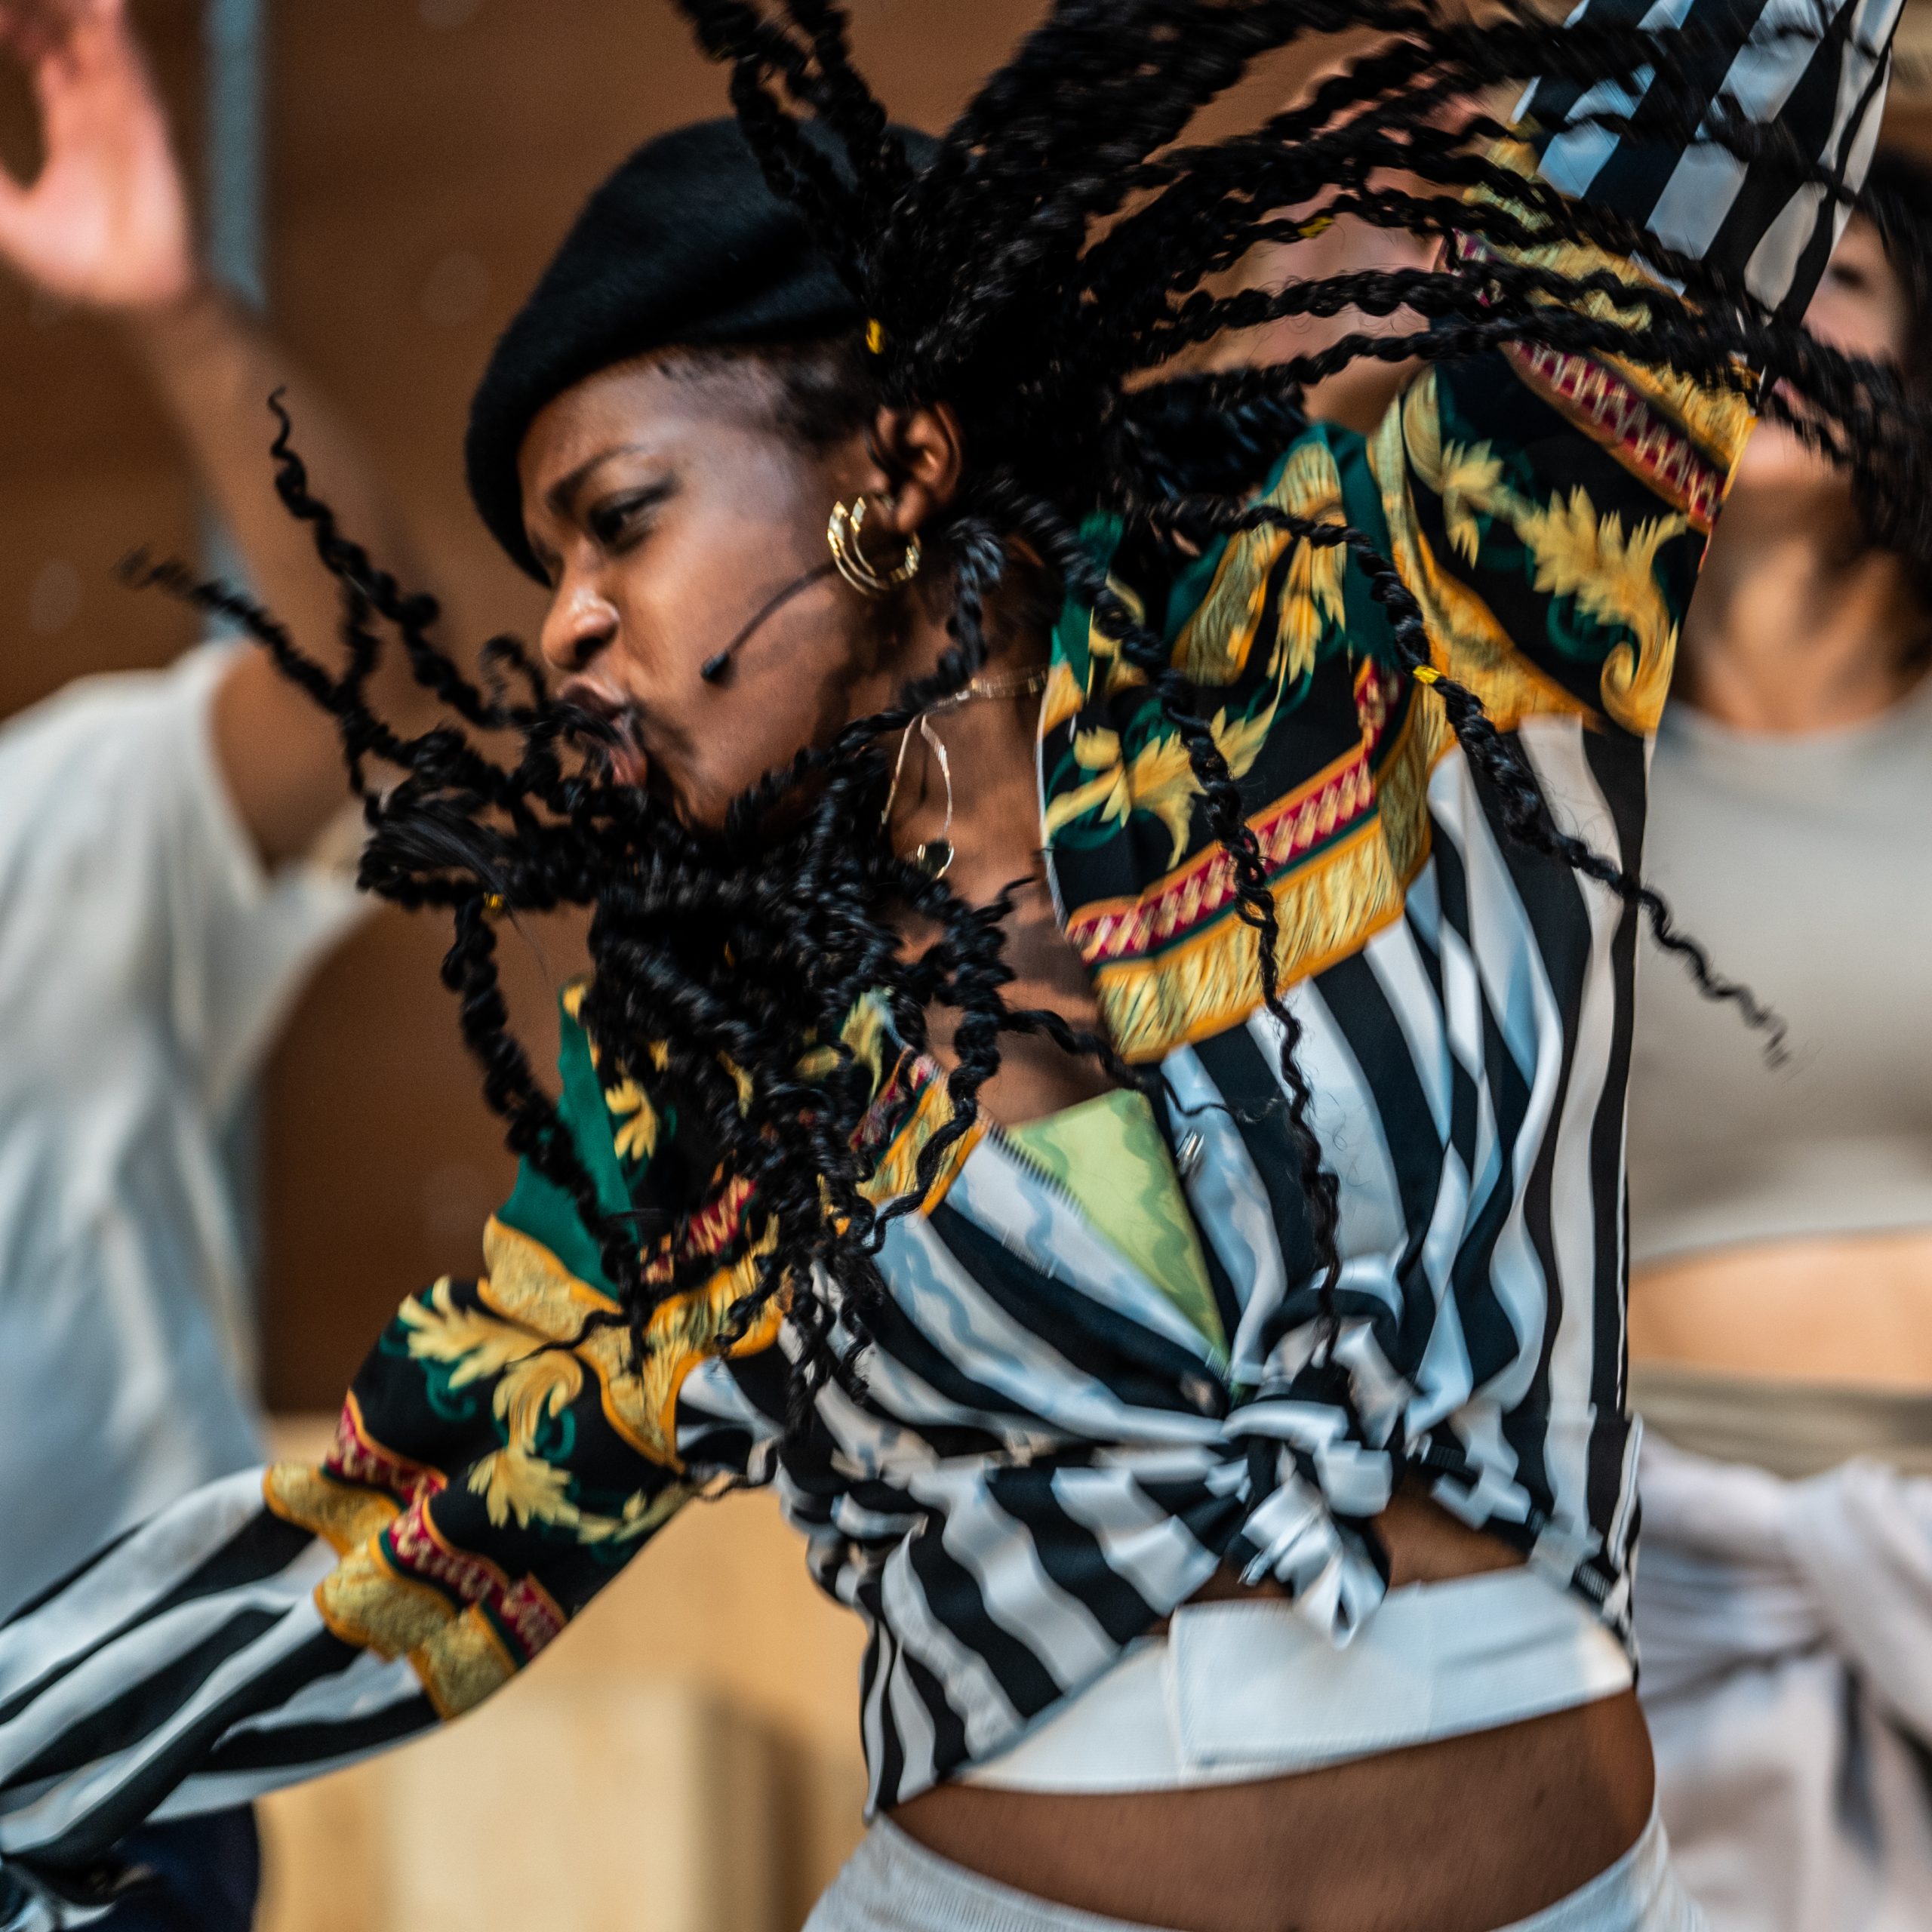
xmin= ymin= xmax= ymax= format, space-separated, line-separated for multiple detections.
xmin=1526 ymin=0 xmax=1901 ymax=312
xmin=0 ymin=1478 xmax=428 ymax=1927
xmin=0 ymin=0 xmax=1904 ymax=1919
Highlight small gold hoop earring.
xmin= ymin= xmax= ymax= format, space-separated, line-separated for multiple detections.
xmin=828 ymin=496 xmax=921 ymax=597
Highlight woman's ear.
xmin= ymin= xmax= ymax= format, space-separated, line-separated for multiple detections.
xmin=862 ymin=402 xmax=965 ymax=537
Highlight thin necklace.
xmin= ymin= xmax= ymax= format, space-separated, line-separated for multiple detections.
xmin=881 ymin=665 xmax=1050 ymax=878
xmin=929 ymin=666 xmax=1050 ymax=712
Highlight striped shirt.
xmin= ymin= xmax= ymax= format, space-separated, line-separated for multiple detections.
xmin=0 ymin=0 xmax=1902 ymax=1912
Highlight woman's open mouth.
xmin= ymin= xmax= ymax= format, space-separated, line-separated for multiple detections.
xmin=558 ymin=678 xmax=652 ymax=789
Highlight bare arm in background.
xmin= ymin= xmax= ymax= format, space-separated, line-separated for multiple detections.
xmin=0 ymin=0 xmax=449 ymax=863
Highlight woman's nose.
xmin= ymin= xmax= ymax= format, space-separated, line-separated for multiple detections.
xmin=539 ymin=577 xmax=620 ymax=673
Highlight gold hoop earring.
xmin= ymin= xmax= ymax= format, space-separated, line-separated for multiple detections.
xmin=828 ymin=496 xmax=921 ymax=597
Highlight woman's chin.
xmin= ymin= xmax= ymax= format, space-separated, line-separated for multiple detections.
xmin=656 ymin=768 xmax=730 ymax=834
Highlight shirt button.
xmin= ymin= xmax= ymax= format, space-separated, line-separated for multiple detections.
xmin=1175 ymin=1131 xmax=1205 ymax=1180
xmin=1181 ymin=1372 xmax=1220 ymax=1414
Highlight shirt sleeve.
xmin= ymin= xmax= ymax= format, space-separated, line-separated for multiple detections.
xmin=1365 ymin=0 xmax=1903 ymax=743
xmin=0 ymin=988 xmax=782 ymax=1926
xmin=1524 ymin=0 xmax=1901 ymax=318
xmin=0 ymin=647 xmax=367 ymax=1123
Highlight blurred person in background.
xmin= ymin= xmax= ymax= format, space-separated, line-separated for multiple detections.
xmin=1624 ymin=148 xmax=1932 ymax=1932
xmin=1252 ymin=112 xmax=1932 ymax=1931
xmin=0 ymin=2 xmax=448 ymax=1924
xmin=0 ymin=3 xmax=1916 ymax=1930
xmin=1193 ymin=35 xmax=1481 ymax=437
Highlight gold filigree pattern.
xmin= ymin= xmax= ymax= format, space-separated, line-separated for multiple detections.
xmin=1513 ymin=486 xmax=1684 ymax=733
xmin=1372 ymin=372 xmax=1660 ymax=730
xmin=309 ymin=1530 xmax=553 ymax=1721
xmin=1171 ymin=438 xmax=1349 ymax=688
xmin=859 ymin=1063 xmax=987 ymax=1212
xmin=602 ymin=1077 xmax=660 ymax=1164
xmin=475 ymin=1214 xmax=780 ymax=1470
xmin=262 ymin=1461 xmax=401 ymax=1555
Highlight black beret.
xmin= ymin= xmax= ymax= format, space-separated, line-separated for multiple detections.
xmin=466 ymin=116 xmax=932 ymax=580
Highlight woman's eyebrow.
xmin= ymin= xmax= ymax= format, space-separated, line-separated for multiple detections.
xmin=546 ymin=443 xmax=655 ymax=521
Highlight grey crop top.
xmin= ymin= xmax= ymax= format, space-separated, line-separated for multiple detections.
xmin=1626 ymin=678 xmax=1932 ymax=1268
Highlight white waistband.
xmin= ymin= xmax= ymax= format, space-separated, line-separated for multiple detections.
xmin=964 ymin=1567 xmax=1632 ymax=1792
xmin=808 ymin=1807 xmax=1700 ymax=1932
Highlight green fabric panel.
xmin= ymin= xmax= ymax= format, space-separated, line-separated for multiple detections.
xmin=1326 ymin=418 xmax=1401 ymax=666
xmin=496 ymin=992 xmax=636 ymax=1298
xmin=1048 ymin=511 xmax=1125 ymax=693
xmin=1008 ymin=1090 xmax=1226 ymax=1352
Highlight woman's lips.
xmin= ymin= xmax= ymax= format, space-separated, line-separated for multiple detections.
xmin=606 ymin=738 xmax=650 ymax=789
xmin=558 ymin=678 xmax=651 ymax=789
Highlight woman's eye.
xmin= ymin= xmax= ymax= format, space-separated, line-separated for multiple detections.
xmin=589 ymin=491 xmax=663 ymax=548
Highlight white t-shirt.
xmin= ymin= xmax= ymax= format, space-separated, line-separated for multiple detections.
xmin=0 ymin=645 xmax=365 ymax=1618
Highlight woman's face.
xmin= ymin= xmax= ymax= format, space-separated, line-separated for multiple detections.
xmin=1731 ymin=214 xmax=1912 ymax=491
xmin=517 ymin=352 xmax=898 ymax=831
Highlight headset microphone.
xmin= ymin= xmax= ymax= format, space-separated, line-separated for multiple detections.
xmin=700 ymin=558 xmax=839 ymax=682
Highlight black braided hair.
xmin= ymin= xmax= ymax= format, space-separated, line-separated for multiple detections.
xmin=1849 ymin=146 xmax=1932 ymax=639
xmin=187 ymin=0 xmax=1925 ymax=1415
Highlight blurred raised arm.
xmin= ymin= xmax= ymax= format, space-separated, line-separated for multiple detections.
xmin=0 ymin=0 xmax=455 ymax=863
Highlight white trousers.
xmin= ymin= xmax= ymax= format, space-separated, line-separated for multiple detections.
xmin=806 ymin=1807 xmax=1706 ymax=1932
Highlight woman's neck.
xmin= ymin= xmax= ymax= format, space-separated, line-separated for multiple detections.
xmin=884 ymin=635 xmax=1052 ymax=908
xmin=882 ymin=594 xmax=1119 ymax=1124
xmin=1678 ymin=489 xmax=1924 ymax=732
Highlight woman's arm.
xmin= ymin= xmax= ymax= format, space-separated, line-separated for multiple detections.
xmin=0 ymin=990 xmax=782 ymax=1927
xmin=0 ymin=0 xmax=460 ymax=866
xmin=1371 ymin=0 xmax=1903 ymax=736
xmin=1336 ymin=0 xmax=1905 ymax=1615
xmin=1525 ymin=0 xmax=1900 ymax=319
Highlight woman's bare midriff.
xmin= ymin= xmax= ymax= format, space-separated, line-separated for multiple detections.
xmin=1630 ymin=1226 xmax=1932 ymax=1386
xmin=891 ymin=1492 xmax=1655 ymax=1932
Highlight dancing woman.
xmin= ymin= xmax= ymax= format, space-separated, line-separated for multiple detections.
xmin=0 ymin=3 xmax=1915 ymax=1929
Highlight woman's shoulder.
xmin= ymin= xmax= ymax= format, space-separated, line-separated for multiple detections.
xmin=1041 ymin=422 xmax=1424 ymax=1060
